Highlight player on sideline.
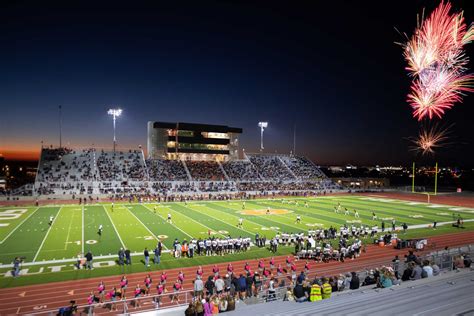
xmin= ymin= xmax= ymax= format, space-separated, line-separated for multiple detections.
xmin=49 ymin=215 xmax=54 ymax=226
xmin=98 ymin=224 xmax=103 ymax=239
xmin=242 ymin=201 xmax=245 ymax=210
xmin=237 ymin=217 xmax=243 ymax=228
xmin=354 ymin=210 xmax=359 ymax=218
xmin=295 ymin=215 xmax=301 ymax=224
xmin=344 ymin=208 xmax=349 ymax=216
xmin=372 ymin=212 xmax=377 ymax=221
xmin=111 ymin=202 xmax=114 ymax=213
xmin=167 ymin=213 xmax=172 ymax=224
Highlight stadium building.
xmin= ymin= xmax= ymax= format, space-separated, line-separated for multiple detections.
xmin=147 ymin=121 xmax=242 ymax=161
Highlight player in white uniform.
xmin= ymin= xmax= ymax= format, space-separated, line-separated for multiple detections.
xmin=296 ymin=215 xmax=301 ymax=224
xmin=167 ymin=213 xmax=172 ymax=224
xmin=238 ymin=217 xmax=243 ymax=228
xmin=49 ymin=215 xmax=54 ymax=226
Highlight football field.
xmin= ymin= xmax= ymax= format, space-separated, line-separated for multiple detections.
xmin=1 ymin=195 xmax=474 ymax=265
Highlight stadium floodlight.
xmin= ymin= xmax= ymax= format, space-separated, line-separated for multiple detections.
xmin=107 ymin=108 xmax=122 ymax=152
xmin=258 ymin=122 xmax=268 ymax=151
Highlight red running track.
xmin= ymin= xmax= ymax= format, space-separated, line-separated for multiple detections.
xmin=0 ymin=231 xmax=473 ymax=315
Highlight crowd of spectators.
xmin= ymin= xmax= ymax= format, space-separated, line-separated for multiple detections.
xmin=97 ymin=150 xmax=146 ymax=181
xmin=31 ymin=147 xmax=344 ymax=197
xmin=186 ymin=161 xmax=226 ymax=181
xmin=147 ymin=159 xmax=189 ymax=181
xmin=222 ymin=161 xmax=261 ymax=181
xmin=279 ymin=156 xmax=325 ymax=180
xmin=248 ymin=155 xmax=295 ymax=180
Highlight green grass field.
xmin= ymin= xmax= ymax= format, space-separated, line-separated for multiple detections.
xmin=2 ymin=195 xmax=474 ymax=264
xmin=0 ymin=195 xmax=473 ymax=287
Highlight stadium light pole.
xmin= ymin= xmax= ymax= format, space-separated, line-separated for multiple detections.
xmin=107 ymin=108 xmax=122 ymax=152
xmin=258 ymin=122 xmax=268 ymax=152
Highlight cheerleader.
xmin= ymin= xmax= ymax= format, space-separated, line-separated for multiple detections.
xmin=244 ymin=262 xmax=250 ymax=274
xmin=269 ymin=257 xmax=275 ymax=270
xmin=277 ymin=263 xmax=283 ymax=277
xmin=304 ymin=261 xmax=310 ymax=273
xmin=120 ymin=276 xmax=128 ymax=299
xmin=134 ymin=284 xmax=142 ymax=308
xmin=178 ymin=270 xmax=185 ymax=284
xmin=227 ymin=263 xmax=234 ymax=277
xmin=97 ymin=281 xmax=105 ymax=303
xmin=212 ymin=264 xmax=219 ymax=277
xmin=160 ymin=271 xmax=168 ymax=285
xmin=144 ymin=274 xmax=152 ymax=295
xmin=196 ymin=266 xmax=203 ymax=279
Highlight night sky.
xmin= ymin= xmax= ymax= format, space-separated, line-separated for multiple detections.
xmin=1 ymin=0 xmax=473 ymax=166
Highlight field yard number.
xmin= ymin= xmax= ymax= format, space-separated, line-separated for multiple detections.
xmin=157 ymin=235 xmax=168 ymax=239
xmin=218 ymin=230 xmax=229 ymax=234
xmin=0 ymin=209 xmax=28 ymax=221
xmin=86 ymin=240 xmax=97 ymax=244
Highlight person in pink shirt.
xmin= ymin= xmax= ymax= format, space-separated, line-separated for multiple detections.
xmin=196 ymin=266 xmax=203 ymax=279
xmin=160 ymin=271 xmax=168 ymax=285
xmin=87 ymin=291 xmax=95 ymax=314
xmin=97 ymin=281 xmax=105 ymax=303
xmin=178 ymin=270 xmax=185 ymax=284
xmin=154 ymin=283 xmax=164 ymax=307
xmin=290 ymin=263 xmax=297 ymax=283
xmin=286 ymin=256 xmax=292 ymax=269
xmin=277 ymin=263 xmax=283 ymax=276
xmin=269 ymin=257 xmax=275 ymax=270
xmin=258 ymin=259 xmax=264 ymax=273
xmin=212 ymin=265 xmax=219 ymax=277
xmin=227 ymin=263 xmax=234 ymax=277
xmin=144 ymin=274 xmax=152 ymax=295
xmin=304 ymin=261 xmax=310 ymax=273
xmin=244 ymin=262 xmax=250 ymax=274
xmin=120 ymin=276 xmax=128 ymax=299
xmin=171 ymin=279 xmax=182 ymax=303
xmin=204 ymin=297 xmax=213 ymax=316
xmin=134 ymin=284 xmax=142 ymax=308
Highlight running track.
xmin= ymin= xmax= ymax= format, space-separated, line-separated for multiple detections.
xmin=0 ymin=230 xmax=473 ymax=315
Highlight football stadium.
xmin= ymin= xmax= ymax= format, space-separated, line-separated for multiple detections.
xmin=2 ymin=1 xmax=474 ymax=316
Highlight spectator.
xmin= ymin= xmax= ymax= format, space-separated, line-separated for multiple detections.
xmin=422 ymin=260 xmax=433 ymax=278
xmin=293 ymin=281 xmax=307 ymax=302
xmin=85 ymin=250 xmax=93 ymax=270
xmin=144 ymin=248 xmax=150 ymax=267
xmin=194 ymin=277 xmax=204 ymax=299
xmin=410 ymin=262 xmax=423 ymax=280
xmin=350 ymin=272 xmax=360 ymax=290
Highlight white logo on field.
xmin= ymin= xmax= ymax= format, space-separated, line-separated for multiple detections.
xmin=269 ymin=227 xmax=280 ymax=230
xmin=346 ymin=220 xmax=361 ymax=223
xmin=409 ymin=215 xmax=424 ymax=218
xmin=436 ymin=212 xmax=449 ymax=216
xmin=86 ymin=240 xmax=97 ymax=244
xmin=157 ymin=235 xmax=168 ymax=239
xmin=218 ymin=230 xmax=229 ymax=234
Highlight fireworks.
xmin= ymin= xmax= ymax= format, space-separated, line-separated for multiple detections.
xmin=403 ymin=2 xmax=474 ymax=120
xmin=410 ymin=124 xmax=451 ymax=155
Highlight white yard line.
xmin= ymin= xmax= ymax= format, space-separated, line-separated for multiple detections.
xmin=186 ymin=205 xmax=256 ymax=236
xmin=142 ymin=204 xmax=193 ymax=239
xmin=81 ymin=205 xmax=85 ymax=254
xmin=33 ymin=207 xmax=62 ymax=262
xmin=125 ymin=206 xmax=169 ymax=250
xmin=64 ymin=208 xmax=76 ymax=250
xmin=172 ymin=205 xmax=226 ymax=238
xmin=0 ymin=207 xmax=40 ymax=244
xmin=102 ymin=205 xmax=126 ymax=249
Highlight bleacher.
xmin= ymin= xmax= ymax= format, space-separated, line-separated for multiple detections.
xmin=227 ymin=269 xmax=474 ymax=316
xmin=33 ymin=147 xmax=341 ymax=197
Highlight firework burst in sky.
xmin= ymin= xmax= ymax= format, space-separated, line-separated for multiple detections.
xmin=410 ymin=124 xmax=451 ymax=155
xmin=403 ymin=1 xmax=474 ymax=120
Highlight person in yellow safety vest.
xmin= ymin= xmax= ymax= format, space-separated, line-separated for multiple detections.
xmin=309 ymin=281 xmax=322 ymax=302
xmin=321 ymin=278 xmax=332 ymax=299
